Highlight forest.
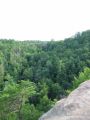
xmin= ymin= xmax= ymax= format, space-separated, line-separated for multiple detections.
xmin=0 ymin=30 xmax=90 ymax=120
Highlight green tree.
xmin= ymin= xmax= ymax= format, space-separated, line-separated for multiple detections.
xmin=0 ymin=80 xmax=36 ymax=120
xmin=72 ymin=67 xmax=90 ymax=90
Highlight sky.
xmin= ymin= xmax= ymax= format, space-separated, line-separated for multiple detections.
xmin=0 ymin=0 xmax=90 ymax=41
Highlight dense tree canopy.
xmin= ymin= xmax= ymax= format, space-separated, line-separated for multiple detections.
xmin=0 ymin=30 xmax=90 ymax=119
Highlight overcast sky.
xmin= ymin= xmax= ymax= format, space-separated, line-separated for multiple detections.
xmin=0 ymin=0 xmax=90 ymax=41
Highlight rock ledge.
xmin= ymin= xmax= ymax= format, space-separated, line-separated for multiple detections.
xmin=39 ymin=80 xmax=90 ymax=120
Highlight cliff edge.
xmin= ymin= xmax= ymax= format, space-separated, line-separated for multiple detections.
xmin=39 ymin=80 xmax=90 ymax=120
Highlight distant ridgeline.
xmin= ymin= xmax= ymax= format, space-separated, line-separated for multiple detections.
xmin=0 ymin=30 xmax=90 ymax=120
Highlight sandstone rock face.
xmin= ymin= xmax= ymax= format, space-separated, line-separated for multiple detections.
xmin=39 ymin=80 xmax=90 ymax=120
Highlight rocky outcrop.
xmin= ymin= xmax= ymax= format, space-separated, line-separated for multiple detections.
xmin=39 ymin=80 xmax=90 ymax=120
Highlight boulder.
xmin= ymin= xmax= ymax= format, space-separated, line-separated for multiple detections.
xmin=39 ymin=80 xmax=90 ymax=120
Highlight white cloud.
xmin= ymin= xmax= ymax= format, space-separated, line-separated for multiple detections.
xmin=0 ymin=0 xmax=90 ymax=40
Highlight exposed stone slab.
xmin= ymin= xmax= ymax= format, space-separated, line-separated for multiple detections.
xmin=39 ymin=80 xmax=90 ymax=120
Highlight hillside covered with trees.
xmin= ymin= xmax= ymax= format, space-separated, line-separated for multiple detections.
xmin=0 ymin=30 xmax=90 ymax=120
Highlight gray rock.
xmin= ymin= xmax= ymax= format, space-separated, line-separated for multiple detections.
xmin=39 ymin=80 xmax=90 ymax=120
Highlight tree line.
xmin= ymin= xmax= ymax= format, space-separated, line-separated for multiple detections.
xmin=0 ymin=30 xmax=90 ymax=119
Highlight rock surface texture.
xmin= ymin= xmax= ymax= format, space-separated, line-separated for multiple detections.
xmin=39 ymin=80 xmax=90 ymax=120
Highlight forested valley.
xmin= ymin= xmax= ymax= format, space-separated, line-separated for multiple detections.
xmin=0 ymin=30 xmax=90 ymax=120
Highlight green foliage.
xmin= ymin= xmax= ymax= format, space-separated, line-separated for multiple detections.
xmin=37 ymin=95 xmax=53 ymax=112
xmin=21 ymin=104 xmax=42 ymax=120
xmin=0 ymin=63 xmax=4 ymax=90
xmin=72 ymin=67 xmax=90 ymax=89
xmin=66 ymin=67 xmax=90 ymax=95
xmin=0 ymin=30 xmax=90 ymax=119
xmin=0 ymin=80 xmax=36 ymax=120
